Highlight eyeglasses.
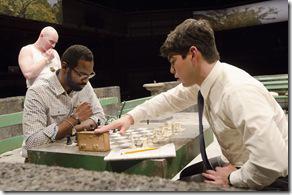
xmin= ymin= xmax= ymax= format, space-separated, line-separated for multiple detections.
xmin=71 ymin=68 xmax=95 ymax=80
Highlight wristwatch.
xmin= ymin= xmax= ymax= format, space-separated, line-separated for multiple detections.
xmin=71 ymin=113 xmax=81 ymax=125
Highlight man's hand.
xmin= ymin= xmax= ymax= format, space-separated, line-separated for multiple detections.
xmin=202 ymin=164 xmax=237 ymax=187
xmin=73 ymin=102 xmax=93 ymax=123
xmin=94 ymin=114 xmax=134 ymax=135
xmin=44 ymin=49 xmax=54 ymax=62
xmin=74 ymin=118 xmax=97 ymax=131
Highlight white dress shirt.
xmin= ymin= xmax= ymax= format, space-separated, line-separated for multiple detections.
xmin=128 ymin=61 xmax=288 ymax=189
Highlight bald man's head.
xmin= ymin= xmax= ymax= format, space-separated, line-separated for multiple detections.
xmin=36 ymin=26 xmax=59 ymax=52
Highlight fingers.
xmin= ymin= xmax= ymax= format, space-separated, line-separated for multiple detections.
xmin=94 ymin=117 xmax=131 ymax=135
xmin=202 ymin=172 xmax=216 ymax=181
xmin=94 ymin=123 xmax=117 ymax=134
xmin=45 ymin=49 xmax=54 ymax=60
xmin=75 ymin=102 xmax=93 ymax=121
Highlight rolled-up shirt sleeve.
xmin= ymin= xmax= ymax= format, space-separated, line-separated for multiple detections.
xmin=23 ymin=89 xmax=57 ymax=150
xmin=128 ymin=83 xmax=199 ymax=123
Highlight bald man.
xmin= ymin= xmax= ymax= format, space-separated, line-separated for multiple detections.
xmin=18 ymin=26 xmax=61 ymax=88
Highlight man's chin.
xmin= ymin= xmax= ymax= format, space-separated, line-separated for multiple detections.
xmin=182 ymin=82 xmax=191 ymax=87
xmin=71 ymin=86 xmax=84 ymax=92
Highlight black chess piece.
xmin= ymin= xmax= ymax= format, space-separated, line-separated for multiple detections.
xmin=66 ymin=134 xmax=72 ymax=145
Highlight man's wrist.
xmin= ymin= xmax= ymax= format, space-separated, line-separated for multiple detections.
xmin=125 ymin=114 xmax=134 ymax=125
xmin=70 ymin=113 xmax=81 ymax=125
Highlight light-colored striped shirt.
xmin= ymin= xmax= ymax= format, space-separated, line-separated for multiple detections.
xmin=128 ymin=61 xmax=288 ymax=189
xmin=22 ymin=72 xmax=105 ymax=157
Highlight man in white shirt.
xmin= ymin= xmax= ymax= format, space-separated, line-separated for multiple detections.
xmin=18 ymin=26 xmax=61 ymax=88
xmin=95 ymin=19 xmax=288 ymax=190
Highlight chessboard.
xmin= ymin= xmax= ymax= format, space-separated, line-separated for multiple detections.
xmin=109 ymin=122 xmax=185 ymax=150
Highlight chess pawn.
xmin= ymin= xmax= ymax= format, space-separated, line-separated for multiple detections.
xmin=133 ymin=135 xmax=143 ymax=148
xmin=151 ymin=135 xmax=159 ymax=144
xmin=129 ymin=132 xmax=136 ymax=148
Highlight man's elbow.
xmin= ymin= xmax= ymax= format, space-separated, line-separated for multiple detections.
xmin=25 ymin=136 xmax=44 ymax=149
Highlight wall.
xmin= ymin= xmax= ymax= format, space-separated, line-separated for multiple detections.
xmin=0 ymin=1 xmax=288 ymax=101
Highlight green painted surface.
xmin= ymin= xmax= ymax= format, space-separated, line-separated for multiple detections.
xmin=28 ymin=128 xmax=214 ymax=179
xmin=0 ymin=135 xmax=23 ymax=154
xmin=99 ymin=97 xmax=119 ymax=106
xmin=265 ymin=84 xmax=288 ymax=90
xmin=262 ymin=80 xmax=288 ymax=85
xmin=254 ymin=74 xmax=288 ymax=81
xmin=253 ymin=74 xmax=288 ymax=96
xmin=119 ymin=96 xmax=152 ymax=116
xmin=0 ymin=112 xmax=23 ymax=128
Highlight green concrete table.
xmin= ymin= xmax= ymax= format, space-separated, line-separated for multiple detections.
xmin=27 ymin=113 xmax=214 ymax=179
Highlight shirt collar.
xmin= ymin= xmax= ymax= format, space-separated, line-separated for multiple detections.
xmin=49 ymin=71 xmax=66 ymax=96
xmin=200 ymin=60 xmax=221 ymax=99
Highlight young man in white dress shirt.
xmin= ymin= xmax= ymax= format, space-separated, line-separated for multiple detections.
xmin=95 ymin=19 xmax=288 ymax=190
xmin=18 ymin=26 xmax=61 ymax=88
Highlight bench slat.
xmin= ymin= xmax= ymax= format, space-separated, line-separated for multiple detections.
xmin=120 ymin=96 xmax=152 ymax=116
xmin=254 ymin=74 xmax=288 ymax=81
xmin=261 ymin=80 xmax=288 ymax=85
xmin=99 ymin=97 xmax=119 ymax=106
xmin=0 ymin=112 xmax=23 ymax=128
xmin=0 ymin=135 xmax=23 ymax=154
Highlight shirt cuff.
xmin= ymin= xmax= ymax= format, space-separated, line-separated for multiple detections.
xmin=229 ymin=169 xmax=246 ymax=188
xmin=43 ymin=123 xmax=58 ymax=141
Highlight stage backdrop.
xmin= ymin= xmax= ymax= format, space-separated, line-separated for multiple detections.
xmin=0 ymin=0 xmax=62 ymax=24
xmin=193 ymin=0 xmax=287 ymax=31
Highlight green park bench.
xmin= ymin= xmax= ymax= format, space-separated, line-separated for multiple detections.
xmin=254 ymin=74 xmax=288 ymax=110
xmin=118 ymin=96 xmax=152 ymax=118
xmin=0 ymin=96 xmax=119 ymax=155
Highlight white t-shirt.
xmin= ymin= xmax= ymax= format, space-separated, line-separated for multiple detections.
xmin=25 ymin=44 xmax=61 ymax=88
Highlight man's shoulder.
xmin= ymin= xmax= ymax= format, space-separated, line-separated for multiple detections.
xmin=21 ymin=44 xmax=34 ymax=51
xmin=27 ymin=78 xmax=51 ymax=93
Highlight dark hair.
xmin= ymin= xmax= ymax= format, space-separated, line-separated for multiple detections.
xmin=61 ymin=44 xmax=93 ymax=68
xmin=160 ymin=19 xmax=220 ymax=63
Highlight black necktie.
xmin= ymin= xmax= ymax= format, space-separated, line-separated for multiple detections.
xmin=198 ymin=90 xmax=213 ymax=170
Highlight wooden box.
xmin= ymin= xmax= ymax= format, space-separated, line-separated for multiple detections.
xmin=76 ymin=131 xmax=110 ymax=152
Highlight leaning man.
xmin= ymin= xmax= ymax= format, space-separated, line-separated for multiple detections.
xmin=22 ymin=44 xmax=105 ymax=158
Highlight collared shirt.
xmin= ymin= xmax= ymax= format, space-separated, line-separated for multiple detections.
xmin=22 ymin=72 xmax=106 ymax=157
xmin=128 ymin=61 xmax=288 ymax=189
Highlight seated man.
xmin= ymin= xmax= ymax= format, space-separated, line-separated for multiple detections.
xmin=22 ymin=44 xmax=105 ymax=158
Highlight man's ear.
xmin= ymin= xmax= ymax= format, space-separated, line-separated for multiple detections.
xmin=61 ymin=61 xmax=68 ymax=69
xmin=189 ymin=46 xmax=198 ymax=58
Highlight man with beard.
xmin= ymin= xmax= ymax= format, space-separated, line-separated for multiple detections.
xmin=18 ymin=26 xmax=61 ymax=88
xmin=22 ymin=45 xmax=105 ymax=158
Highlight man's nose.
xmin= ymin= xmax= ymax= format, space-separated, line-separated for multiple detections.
xmin=81 ymin=76 xmax=90 ymax=83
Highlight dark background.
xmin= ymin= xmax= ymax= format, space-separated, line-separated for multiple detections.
xmin=0 ymin=0 xmax=288 ymax=100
